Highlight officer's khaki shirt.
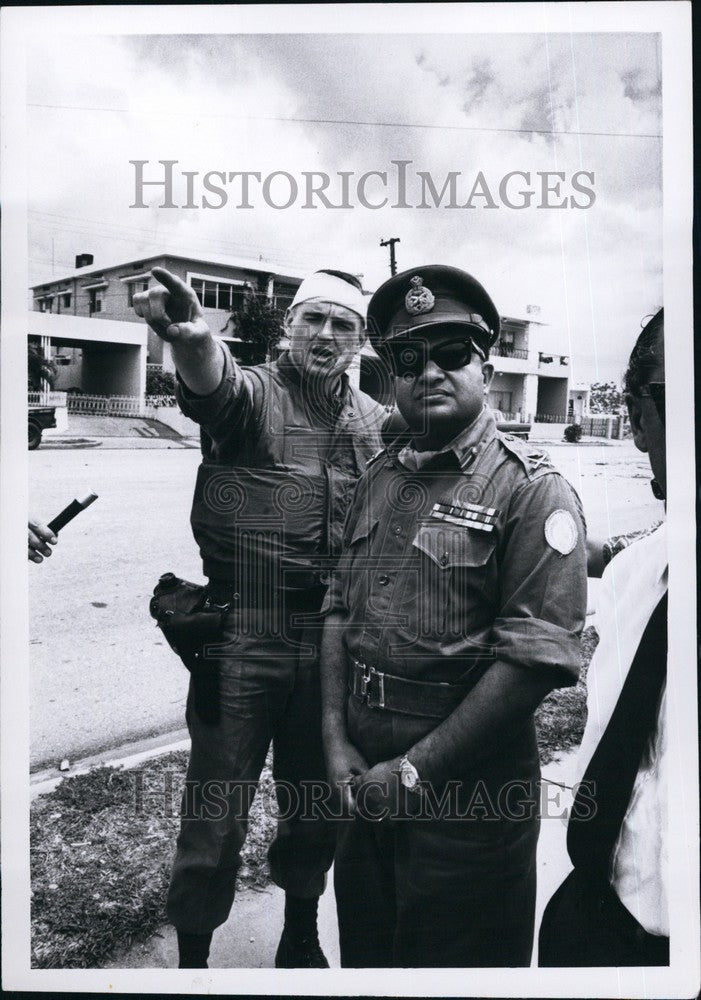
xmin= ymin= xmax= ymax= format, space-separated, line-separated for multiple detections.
xmin=326 ymin=406 xmax=587 ymax=687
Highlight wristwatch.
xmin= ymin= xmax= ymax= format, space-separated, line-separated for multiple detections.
xmin=399 ymin=755 xmax=421 ymax=793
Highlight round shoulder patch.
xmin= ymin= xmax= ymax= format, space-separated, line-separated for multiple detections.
xmin=544 ymin=509 xmax=578 ymax=555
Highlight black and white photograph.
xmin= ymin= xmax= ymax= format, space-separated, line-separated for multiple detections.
xmin=1 ymin=2 xmax=698 ymax=995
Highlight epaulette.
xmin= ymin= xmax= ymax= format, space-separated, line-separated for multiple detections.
xmin=496 ymin=431 xmax=554 ymax=478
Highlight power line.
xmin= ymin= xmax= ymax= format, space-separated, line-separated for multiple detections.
xmin=29 ymin=211 xmax=323 ymax=268
xmin=29 ymin=209 xmax=321 ymax=261
xmin=26 ymin=102 xmax=662 ymax=140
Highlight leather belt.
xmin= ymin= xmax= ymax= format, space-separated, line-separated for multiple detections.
xmin=207 ymin=578 xmax=326 ymax=610
xmin=350 ymin=659 xmax=470 ymax=719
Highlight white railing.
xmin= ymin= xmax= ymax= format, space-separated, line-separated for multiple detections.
xmin=144 ymin=394 xmax=177 ymax=408
xmin=62 ymin=392 xmax=179 ymax=416
xmin=28 ymin=391 xmax=68 ymax=407
xmin=66 ymin=393 xmax=143 ymax=416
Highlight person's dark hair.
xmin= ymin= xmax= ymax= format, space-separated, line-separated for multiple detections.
xmin=623 ymin=308 xmax=664 ymax=395
xmin=315 ymin=269 xmax=363 ymax=292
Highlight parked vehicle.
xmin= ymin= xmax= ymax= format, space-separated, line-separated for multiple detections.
xmin=28 ymin=406 xmax=56 ymax=450
xmin=492 ymin=410 xmax=531 ymax=440
xmin=381 ymin=407 xmax=531 ymax=445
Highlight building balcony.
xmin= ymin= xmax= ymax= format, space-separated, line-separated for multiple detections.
xmin=492 ymin=344 xmax=529 ymax=360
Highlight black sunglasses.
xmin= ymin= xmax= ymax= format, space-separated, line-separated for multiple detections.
xmin=638 ymin=381 xmax=665 ymax=425
xmin=384 ymin=338 xmax=486 ymax=379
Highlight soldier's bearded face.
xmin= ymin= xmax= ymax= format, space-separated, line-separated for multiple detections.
xmin=393 ymin=330 xmax=493 ymax=446
xmin=286 ymin=300 xmax=365 ymax=381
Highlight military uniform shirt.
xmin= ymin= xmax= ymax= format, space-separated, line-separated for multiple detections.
xmin=176 ymin=341 xmax=386 ymax=585
xmin=326 ymin=406 xmax=587 ymax=686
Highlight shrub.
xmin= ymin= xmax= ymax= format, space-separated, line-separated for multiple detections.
xmin=145 ymin=369 xmax=176 ymax=396
xmin=564 ymin=423 xmax=583 ymax=443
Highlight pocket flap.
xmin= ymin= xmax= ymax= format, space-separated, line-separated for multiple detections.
xmin=349 ymin=512 xmax=380 ymax=546
xmin=412 ymin=521 xmax=495 ymax=569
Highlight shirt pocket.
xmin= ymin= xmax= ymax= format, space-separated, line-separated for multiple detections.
xmin=411 ymin=522 xmax=497 ymax=638
xmin=344 ymin=512 xmax=380 ymax=611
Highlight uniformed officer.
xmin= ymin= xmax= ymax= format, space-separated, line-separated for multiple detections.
xmin=134 ymin=267 xmax=385 ymax=968
xmin=321 ymin=265 xmax=588 ymax=967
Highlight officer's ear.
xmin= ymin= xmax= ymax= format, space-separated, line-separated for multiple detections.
xmin=626 ymin=392 xmax=648 ymax=453
xmin=481 ymin=362 xmax=494 ymax=391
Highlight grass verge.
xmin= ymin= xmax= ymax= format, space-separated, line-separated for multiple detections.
xmin=535 ymin=624 xmax=598 ymax=764
xmin=31 ymin=625 xmax=597 ymax=968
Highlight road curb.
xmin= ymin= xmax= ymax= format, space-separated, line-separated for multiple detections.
xmin=30 ymin=727 xmax=190 ymax=799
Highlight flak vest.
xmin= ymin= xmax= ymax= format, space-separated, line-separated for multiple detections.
xmin=190 ymin=360 xmax=384 ymax=593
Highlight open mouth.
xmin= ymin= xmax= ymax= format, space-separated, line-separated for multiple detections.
xmin=309 ymin=347 xmax=335 ymax=363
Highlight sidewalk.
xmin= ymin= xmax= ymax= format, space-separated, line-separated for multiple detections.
xmin=104 ymin=749 xmax=580 ymax=970
xmin=41 ymin=436 xmax=200 ymax=449
xmin=41 ymin=414 xmax=200 ymax=449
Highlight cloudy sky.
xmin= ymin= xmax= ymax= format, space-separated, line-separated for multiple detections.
xmin=26 ymin=28 xmax=662 ymax=384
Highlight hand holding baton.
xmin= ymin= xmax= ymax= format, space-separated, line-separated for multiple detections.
xmin=29 ymin=492 xmax=98 ymax=563
xmin=47 ymin=491 xmax=99 ymax=534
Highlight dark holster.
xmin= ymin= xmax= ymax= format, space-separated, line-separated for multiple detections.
xmin=149 ymin=573 xmax=227 ymax=725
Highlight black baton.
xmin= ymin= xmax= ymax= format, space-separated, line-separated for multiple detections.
xmin=47 ymin=491 xmax=98 ymax=534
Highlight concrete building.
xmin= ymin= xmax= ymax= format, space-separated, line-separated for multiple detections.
xmin=30 ymin=256 xmax=571 ymax=422
xmin=30 ymin=251 xmax=305 ymax=396
xmin=488 ymin=316 xmax=571 ymax=421
xmin=568 ymin=383 xmax=592 ymax=421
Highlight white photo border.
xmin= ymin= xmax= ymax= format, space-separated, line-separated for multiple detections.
xmin=1 ymin=2 xmax=697 ymax=996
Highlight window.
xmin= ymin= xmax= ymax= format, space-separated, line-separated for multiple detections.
xmin=37 ymin=296 xmax=49 ymax=312
xmin=62 ymin=293 xmax=71 ymax=309
xmin=274 ymin=284 xmax=297 ymax=312
xmin=127 ymin=280 xmax=149 ymax=307
xmin=89 ymin=289 xmax=103 ymax=315
xmin=191 ymin=277 xmax=246 ymax=313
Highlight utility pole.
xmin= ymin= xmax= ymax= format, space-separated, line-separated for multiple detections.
xmin=380 ymin=237 xmax=400 ymax=276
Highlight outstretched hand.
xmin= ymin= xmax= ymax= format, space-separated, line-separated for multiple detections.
xmin=133 ymin=267 xmax=211 ymax=343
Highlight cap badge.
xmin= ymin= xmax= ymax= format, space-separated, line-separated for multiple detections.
xmin=405 ymin=276 xmax=435 ymax=316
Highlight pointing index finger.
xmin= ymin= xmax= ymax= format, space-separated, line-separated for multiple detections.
xmin=150 ymin=267 xmax=192 ymax=299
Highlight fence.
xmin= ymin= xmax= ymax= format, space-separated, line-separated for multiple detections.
xmin=534 ymin=412 xmax=568 ymax=423
xmin=494 ymin=411 xmax=524 ymax=422
xmin=145 ymin=394 xmax=177 ymax=408
xmin=28 ymin=391 xmax=67 ymax=407
xmin=531 ymin=412 xmax=626 ymax=439
xmin=579 ymin=415 xmax=621 ymax=438
xmin=64 ymin=393 xmax=179 ymax=415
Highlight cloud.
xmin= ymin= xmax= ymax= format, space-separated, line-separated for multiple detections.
xmin=25 ymin=30 xmax=664 ymax=382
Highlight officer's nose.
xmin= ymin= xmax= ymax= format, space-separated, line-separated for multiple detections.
xmin=419 ymin=359 xmax=445 ymax=384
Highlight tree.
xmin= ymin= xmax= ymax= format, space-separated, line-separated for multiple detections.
xmin=146 ymin=368 xmax=176 ymax=396
xmin=225 ymin=286 xmax=284 ymax=364
xmin=28 ymin=344 xmax=57 ymax=391
xmin=589 ymin=381 xmax=625 ymax=414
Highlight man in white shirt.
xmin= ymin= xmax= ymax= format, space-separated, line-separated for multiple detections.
xmin=539 ymin=308 xmax=669 ymax=966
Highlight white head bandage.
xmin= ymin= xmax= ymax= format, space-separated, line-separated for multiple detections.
xmin=289 ymin=271 xmax=367 ymax=322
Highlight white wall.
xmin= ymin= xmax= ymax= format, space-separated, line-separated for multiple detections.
xmin=143 ymin=405 xmax=199 ymax=437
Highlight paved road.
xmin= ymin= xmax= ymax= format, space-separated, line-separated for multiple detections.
xmin=30 ymin=448 xmax=202 ymax=770
xmin=29 ymin=441 xmax=663 ymax=771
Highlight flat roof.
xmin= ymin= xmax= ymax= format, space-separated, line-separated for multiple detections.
xmin=31 ymin=250 xmax=307 ymax=290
